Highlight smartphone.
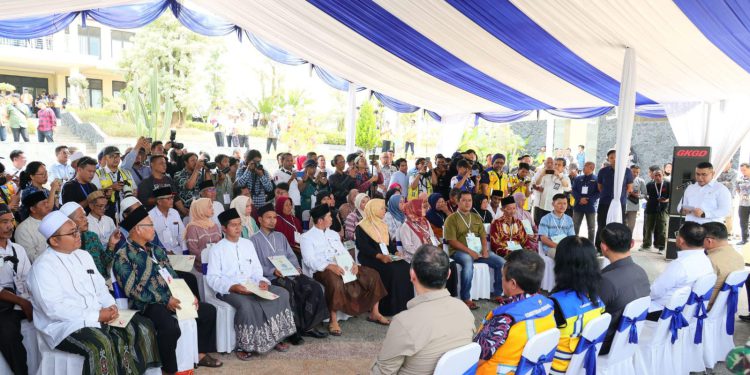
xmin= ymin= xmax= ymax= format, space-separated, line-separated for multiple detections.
xmin=425 ymin=157 xmax=431 ymax=163
xmin=145 ymin=137 xmax=152 ymax=144
xmin=472 ymin=170 xmax=479 ymax=177
xmin=170 ymin=130 xmax=177 ymax=142
xmin=545 ymin=170 xmax=554 ymax=174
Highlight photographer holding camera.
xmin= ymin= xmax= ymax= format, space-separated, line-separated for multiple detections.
xmin=236 ymin=149 xmax=274 ymax=207
xmin=353 ymin=155 xmax=383 ymax=194
xmin=213 ymin=154 xmax=234 ymax=211
xmin=175 ymin=152 xmax=212 ymax=210
xmin=532 ymin=157 xmax=571 ymax=226
xmin=92 ymin=146 xmax=136 ymax=220
xmin=407 ymin=158 xmax=437 ymax=200
xmin=273 ymin=153 xmax=301 ymax=216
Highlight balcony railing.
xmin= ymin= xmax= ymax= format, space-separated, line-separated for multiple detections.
xmin=0 ymin=37 xmax=53 ymax=51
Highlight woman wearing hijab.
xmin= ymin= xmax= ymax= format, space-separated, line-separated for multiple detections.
xmin=338 ymin=189 xmax=359 ymax=225
xmin=185 ymin=197 xmax=222 ymax=272
xmin=426 ymin=193 xmax=450 ymax=238
xmin=355 ymin=199 xmax=414 ymax=317
xmin=274 ymin=196 xmax=303 ymax=255
xmin=230 ymin=195 xmax=259 ymax=239
xmin=344 ymin=193 xmax=369 ymax=241
xmin=383 ymin=194 xmax=405 ymax=240
xmin=473 ymin=193 xmax=493 ymax=224
xmin=513 ymin=192 xmax=539 ymax=250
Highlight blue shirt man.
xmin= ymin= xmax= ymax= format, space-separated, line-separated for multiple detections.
xmin=572 ymin=163 xmax=600 ymax=214
xmin=539 ymin=194 xmax=575 ymax=257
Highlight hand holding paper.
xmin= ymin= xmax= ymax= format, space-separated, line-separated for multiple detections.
xmin=108 ymin=309 xmax=137 ymax=328
xmin=167 ymin=255 xmax=196 ymax=273
xmin=242 ymin=281 xmax=279 ymax=300
xmin=167 ymin=279 xmax=198 ymax=320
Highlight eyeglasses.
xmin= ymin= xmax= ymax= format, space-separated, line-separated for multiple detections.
xmin=92 ymin=203 xmax=107 ymax=209
xmin=51 ymin=228 xmax=81 ymax=238
xmin=137 ymin=224 xmax=154 ymax=228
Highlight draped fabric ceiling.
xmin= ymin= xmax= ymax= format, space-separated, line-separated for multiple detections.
xmin=1 ymin=0 xmax=750 ymax=121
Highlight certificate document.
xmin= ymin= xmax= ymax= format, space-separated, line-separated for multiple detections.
xmin=268 ymin=255 xmax=300 ymax=277
xmin=167 ymin=279 xmax=198 ymax=320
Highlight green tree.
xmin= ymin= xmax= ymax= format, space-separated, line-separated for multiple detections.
xmin=356 ymin=100 xmax=380 ymax=152
xmin=119 ymin=16 xmax=208 ymax=126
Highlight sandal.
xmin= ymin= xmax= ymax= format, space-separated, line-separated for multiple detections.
xmin=197 ymin=354 xmax=223 ymax=368
xmin=274 ymin=342 xmax=290 ymax=352
xmin=367 ymin=315 xmax=391 ymax=326
xmin=328 ymin=322 xmax=342 ymax=336
xmin=235 ymin=351 xmax=253 ymax=361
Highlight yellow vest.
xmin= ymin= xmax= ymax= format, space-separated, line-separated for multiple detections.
xmin=476 ymin=295 xmax=556 ymax=375
xmin=550 ymin=290 xmax=605 ymax=373
xmin=95 ymin=167 xmax=135 ymax=202
xmin=487 ymin=170 xmax=509 ymax=198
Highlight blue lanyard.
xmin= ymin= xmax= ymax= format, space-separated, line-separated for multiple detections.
xmin=78 ymin=182 xmax=89 ymax=196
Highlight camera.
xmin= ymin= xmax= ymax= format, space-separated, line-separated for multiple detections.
xmin=368 ymin=154 xmax=379 ymax=165
xmin=256 ymin=163 xmax=264 ymax=171
xmin=221 ymin=166 xmax=231 ymax=175
xmin=421 ymin=170 xmax=432 ymax=178
xmin=170 ymin=130 xmax=177 ymax=142
xmin=545 ymin=170 xmax=554 ymax=175
xmin=205 ymin=161 xmax=217 ymax=170
xmin=172 ymin=142 xmax=184 ymax=149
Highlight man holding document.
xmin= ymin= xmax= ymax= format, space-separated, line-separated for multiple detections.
xmin=30 ymin=211 xmax=160 ymax=375
xmin=113 ymin=205 xmax=221 ymax=372
xmin=251 ymin=203 xmax=329 ymax=341
xmin=206 ymin=208 xmax=297 ymax=360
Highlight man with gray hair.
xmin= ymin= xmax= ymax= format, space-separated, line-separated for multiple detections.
xmin=372 ymin=245 xmax=474 ymax=375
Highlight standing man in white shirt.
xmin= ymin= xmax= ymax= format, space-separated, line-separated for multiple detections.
xmin=647 ymin=221 xmax=714 ymax=318
xmin=532 ymin=157 xmax=571 ymax=226
xmin=0 ymin=203 xmax=33 ymax=375
xmin=6 ymin=150 xmax=26 ymax=179
xmin=148 ymin=186 xmax=186 ymax=255
xmin=678 ymin=161 xmax=732 ymax=224
xmin=15 ymin=191 xmax=50 ymax=262
xmin=273 ymin=153 xmax=301 ymax=215
xmin=49 ymin=145 xmax=75 ymax=182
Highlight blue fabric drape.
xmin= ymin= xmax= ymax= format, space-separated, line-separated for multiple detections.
xmin=0 ymin=13 xmax=78 ymax=39
xmin=373 ymin=92 xmax=420 ymax=113
xmin=425 ymin=110 xmax=442 ymax=122
xmin=307 ymin=0 xmax=551 ymax=110
xmin=448 ymin=0 xmax=655 ymax=106
xmin=247 ymin=31 xmax=308 ymax=66
xmin=545 ymin=107 xmax=612 ymax=119
xmin=476 ymin=110 xmax=532 ymax=123
xmin=675 ymin=0 xmax=750 ymax=75
xmin=635 ymin=104 xmax=667 ymax=118
xmin=313 ymin=65 xmax=354 ymax=91
xmin=616 ymin=309 xmax=648 ymax=344
xmin=169 ymin=1 xmax=237 ymax=37
xmin=686 ymin=289 xmax=712 ymax=344
xmin=86 ymin=1 xmax=169 ymax=29
xmin=721 ymin=280 xmax=746 ymax=335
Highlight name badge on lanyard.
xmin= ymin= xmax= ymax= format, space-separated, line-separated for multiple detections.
xmin=151 ymin=253 xmax=173 ymax=283
xmin=379 ymin=243 xmax=389 ymax=255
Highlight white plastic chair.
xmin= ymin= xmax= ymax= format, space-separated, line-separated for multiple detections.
xmin=566 ymin=313 xmax=612 ymax=375
xmin=536 ymin=241 xmax=555 ymax=291
xmin=201 ymin=250 xmax=237 ymax=354
xmin=443 ymin=227 xmax=492 ymax=300
xmin=634 ymin=286 xmax=691 ymax=375
xmin=433 ymin=342 xmax=480 ymax=375
xmin=703 ymin=269 xmax=750 ymax=370
xmin=680 ymin=272 xmax=717 ymax=373
xmin=0 ymin=319 xmax=39 ymax=374
xmin=596 ymin=296 xmax=650 ymax=375
xmin=516 ymin=328 xmax=561 ymax=375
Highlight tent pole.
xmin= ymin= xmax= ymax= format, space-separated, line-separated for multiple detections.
xmin=345 ymin=83 xmax=357 ymax=153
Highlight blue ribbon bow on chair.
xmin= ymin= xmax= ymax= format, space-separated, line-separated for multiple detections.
xmin=660 ymin=305 xmax=689 ymax=344
xmin=721 ymin=280 xmax=746 ymax=335
xmin=573 ymin=332 xmax=605 ymax=375
xmin=616 ymin=310 xmax=647 ymax=344
xmin=686 ymin=289 xmax=712 ymax=344
xmin=516 ymin=347 xmax=555 ymax=375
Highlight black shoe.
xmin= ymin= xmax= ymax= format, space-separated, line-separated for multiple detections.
xmin=288 ymin=333 xmax=305 ymax=345
xmin=302 ymin=329 xmax=329 ymax=339
xmin=739 ymin=314 xmax=750 ymax=322
xmin=738 ymin=240 xmax=748 ymax=246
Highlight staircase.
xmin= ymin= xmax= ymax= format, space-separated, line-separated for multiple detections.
xmin=53 ymin=120 xmax=98 ymax=155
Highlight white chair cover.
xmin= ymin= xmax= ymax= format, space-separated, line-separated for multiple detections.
xmin=516 ymin=328 xmax=560 ymax=375
xmin=433 ymin=342 xmax=480 ymax=375
xmin=455 ymin=262 xmax=491 ymax=300
xmin=566 ymin=313 xmax=612 ymax=375
xmin=191 ymin=267 xmax=206 ymax=302
xmin=176 ymin=318 xmax=200 ymax=371
xmin=201 ymin=248 xmax=237 ymax=354
xmin=597 ymin=296 xmax=651 ymax=375
xmin=634 ymin=287 xmax=691 ymax=375
xmin=36 ymin=330 xmax=84 ymax=375
xmin=702 ymin=269 xmax=750 ymax=370
xmin=680 ymin=273 xmax=717 ymax=373
xmin=0 ymin=319 xmax=39 ymax=374
xmin=536 ymin=241 xmax=555 ymax=291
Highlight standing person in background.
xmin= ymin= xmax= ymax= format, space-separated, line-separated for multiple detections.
xmin=388 ymin=158 xmax=409 ymax=195
xmin=4 ymin=94 xmax=29 ymax=142
xmin=61 ymin=156 xmax=97 ymax=209
xmin=6 ymin=150 xmax=26 ymax=177
xmin=624 ymin=165 xmax=647 ymax=233
xmin=678 ymin=162 xmax=732 ymax=224
xmin=49 ymin=145 xmax=75 ymax=182
xmin=532 ymin=157 xmax=571 ymax=227
xmin=92 ymin=146 xmax=136 ymax=220
xmin=379 ymin=151 xmax=396 ymax=194
xmin=737 ymin=163 xmax=750 ymax=245
xmin=236 ymin=149 xmax=274 ymax=207
xmin=210 ymin=107 xmax=225 ymax=147
xmin=576 ymin=145 xmax=586 ymax=168
xmin=35 ymin=100 xmax=56 ymax=143
xmin=595 ymin=149 xmax=633 ymax=250
xmin=663 ymin=162 xmax=672 ymax=181
xmin=266 ymin=115 xmax=280 ymax=154
xmin=403 ymin=119 xmax=416 ymax=157
xmin=274 ymin=153 xmax=301 ymax=215
xmin=481 ymin=154 xmax=509 ymax=198
xmin=121 ymin=138 xmax=151 ymax=187
xmin=717 ymin=163 xmax=738 ymax=236
xmin=329 ymin=154 xmax=356 ymax=208
xmin=641 ymin=168 xmax=670 ymax=253
xmin=213 ymin=154 xmax=234 ymax=211
xmin=571 ymin=161 xmax=599 ymax=242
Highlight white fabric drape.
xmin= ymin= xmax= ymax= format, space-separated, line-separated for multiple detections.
xmin=436 ymin=114 xmax=473 ymax=156
xmin=345 ymin=84 xmax=357 ymax=153
xmin=606 ymin=48 xmax=636 ymax=224
xmin=664 ymin=100 xmax=750 ymax=173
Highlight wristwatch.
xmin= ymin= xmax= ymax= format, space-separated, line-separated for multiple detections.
xmin=701 ymin=212 xmax=706 ymax=218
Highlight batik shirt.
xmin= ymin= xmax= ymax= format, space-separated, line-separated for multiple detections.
xmin=81 ymin=230 xmax=114 ymax=281
xmin=174 ymin=168 xmax=203 ymax=209
xmin=113 ymin=240 xmax=178 ymax=311
xmin=475 ymin=293 xmax=531 ymax=361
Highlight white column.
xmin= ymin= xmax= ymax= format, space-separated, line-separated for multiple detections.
xmin=607 ymin=47 xmax=637 ymax=224
xmin=344 ymin=83 xmax=357 ymax=153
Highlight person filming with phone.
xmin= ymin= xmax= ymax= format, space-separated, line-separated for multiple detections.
xmin=532 ymin=157 xmax=571 ymax=226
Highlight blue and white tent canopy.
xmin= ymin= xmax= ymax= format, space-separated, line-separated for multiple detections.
xmin=2 ymin=0 xmax=750 ymax=119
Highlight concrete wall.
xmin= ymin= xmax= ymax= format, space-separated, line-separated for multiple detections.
xmin=594 ymin=117 xmax=677 ymax=178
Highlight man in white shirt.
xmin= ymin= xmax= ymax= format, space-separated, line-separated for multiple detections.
xmin=678 ymin=161 xmax=732 ymax=224
xmin=314 ymin=155 xmax=334 ymax=178
xmin=0 ymin=204 xmax=33 ymax=375
xmin=6 ymin=150 xmax=25 ymax=179
xmin=29 ymin=211 xmax=159 ymax=374
xmin=648 ymin=221 xmax=714 ymax=317
xmin=532 ymin=157 xmax=571 ymax=226
xmin=15 ymin=191 xmax=50 ymax=262
xmin=49 ymin=145 xmax=75 ymax=182
xmin=488 ymin=190 xmax=503 ymax=220
xmin=148 ymin=186 xmax=186 ymax=255
xmin=273 ymin=153 xmax=301 ymax=210
xmin=206 ymin=208 xmax=297 ymax=359
xmin=86 ymin=191 xmax=116 ymax=248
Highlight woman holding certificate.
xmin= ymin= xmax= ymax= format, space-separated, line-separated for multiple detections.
xmin=300 ymin=204 xmax=387 ymax=336
xmin=205 ymin=208 xmax=297 ymax=360
xmin=251 ymin=203 xmax=329 ymax=340
xmin=184 ymin=198 xmax=222 ymax=272
xmin=355 ymin=199 xmax=414 ymax=317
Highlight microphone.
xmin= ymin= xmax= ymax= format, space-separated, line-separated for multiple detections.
xmin=87 ymin=269 xmax=95 ymax=274
xmin=675 ymin=180 xmax=694 ymax=190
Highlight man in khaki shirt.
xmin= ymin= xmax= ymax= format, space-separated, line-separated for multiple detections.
xmin=703 ymin=222 xmax=744 ymax=308
xmin=372 ymin=245 xmax=475 ymax=375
